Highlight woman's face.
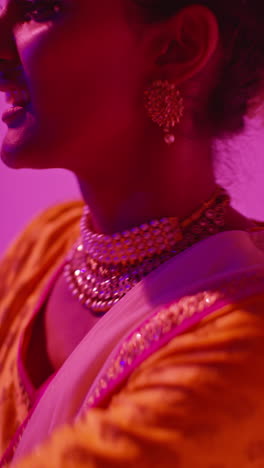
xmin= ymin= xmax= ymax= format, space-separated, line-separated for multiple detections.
xmin=0 ymin=0 xmax=147 ymax=173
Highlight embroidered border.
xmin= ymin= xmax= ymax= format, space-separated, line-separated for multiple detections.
xmin=82 ymin=269 xmax=264 ymax=413
xmin=2 ymin=269 xmax=264 ymax=467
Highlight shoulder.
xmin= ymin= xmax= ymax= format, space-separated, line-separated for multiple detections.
xmin=85 ymin=269 xmax=264 ymax=410
xmin=1 ymin=198 xmax=84 ymax=257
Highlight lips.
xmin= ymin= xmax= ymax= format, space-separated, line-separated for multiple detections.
xmin=1 ymin=87 xmax=31 ymax=126
xmin=2 ymin=104 xmax=29 ymax=126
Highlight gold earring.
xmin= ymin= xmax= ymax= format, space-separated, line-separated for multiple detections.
xmin=143 ymin=80 xmax=184 ymax=145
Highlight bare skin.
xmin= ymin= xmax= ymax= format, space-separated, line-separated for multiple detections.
xmin=0 ymin=1 xmax=258 ymax=378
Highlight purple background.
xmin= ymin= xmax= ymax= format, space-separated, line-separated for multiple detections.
xmin=1 ymin=92 xmax=264 ymax=256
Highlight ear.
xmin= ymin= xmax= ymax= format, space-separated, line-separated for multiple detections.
xmin=147 ymin=5 xmax=220 ymax=85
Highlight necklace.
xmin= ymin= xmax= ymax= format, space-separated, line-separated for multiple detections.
xmin=63 ymin=186 xmax=231 ymax=315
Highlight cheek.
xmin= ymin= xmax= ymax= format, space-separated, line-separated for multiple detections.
xmin=16 ymin=18 xmax=143 ymax=168
xmin=26 ymin=30 xmax=138 ymax=137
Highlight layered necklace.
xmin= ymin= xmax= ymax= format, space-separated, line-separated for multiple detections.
xmin=63 ymin=186 xmax=231 ymax=315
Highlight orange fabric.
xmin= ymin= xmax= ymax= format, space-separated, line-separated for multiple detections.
xmin=10 ymin=292 xmax=264 ymax=468
xmin=2 ymin=202 xmax=264 ymax=467
xmin=0 ymin=200 xmax=84 ymax=455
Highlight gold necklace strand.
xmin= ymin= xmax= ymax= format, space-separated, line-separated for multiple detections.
xmin=63 ymin=186 xmax=231 ymax=315
xmin=80 ymin=186 xmax=228 ymax=265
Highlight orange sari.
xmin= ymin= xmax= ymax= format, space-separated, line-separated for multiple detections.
xmin=0 ymin=200 xmax=84 ymax=456
xmin=1 ymin=200 xmax=264 ymax=467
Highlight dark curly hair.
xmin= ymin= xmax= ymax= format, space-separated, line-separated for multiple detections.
xmin=133 ymin=0 xmax=264 ymax=139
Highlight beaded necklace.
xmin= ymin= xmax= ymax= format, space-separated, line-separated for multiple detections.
xmin=63 ymin=186 xmax=231 ymax=315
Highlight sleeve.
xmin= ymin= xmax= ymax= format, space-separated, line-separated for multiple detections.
xmin=0 ymin=200 xmax=84 ymax=296
xmin=11 ymin=292 xmax=264 ymax=468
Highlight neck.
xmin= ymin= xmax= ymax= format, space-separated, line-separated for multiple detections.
xmin=76 ymin=141 xmax=219 ymax=234
xmin=74 ymin=128 xmax=253 ymax=234
xmin=65 ymin=186 xmax=232 ymax=315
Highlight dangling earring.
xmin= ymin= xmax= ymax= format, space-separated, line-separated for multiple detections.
xmin=144 ymin=79 xmax=184 ymax=145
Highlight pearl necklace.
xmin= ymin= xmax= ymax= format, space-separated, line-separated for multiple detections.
xmin=63 ymin=186 xmax=230 ymax=315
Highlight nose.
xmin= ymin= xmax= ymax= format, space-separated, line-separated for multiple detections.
xmin=0 ymin=6 xmax=26 ymax=92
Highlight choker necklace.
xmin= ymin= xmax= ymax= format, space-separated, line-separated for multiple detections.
xmin=63 ymin=186 xmax=231 ymax=315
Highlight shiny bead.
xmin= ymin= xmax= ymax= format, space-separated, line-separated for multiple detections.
xmin=84 ymin=280 xmax=258 ymax=411
xmin=205 ymin=209 xmax=215 ymax=219
xmin=199 ymin=219 xmax=208 ymax=227
xmin=164 ymin=133 xmax=175 ymax=145
xmin=64 ymin=187 xmax=230 ymax=315
xmin=215 ymin=216 xmax=225 ymax=226
xmin=208 ymin=226 xmax=216 ymax=234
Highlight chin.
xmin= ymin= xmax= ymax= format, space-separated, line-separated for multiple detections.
xmin=0 ymin=147 xmax=29 ymax=169
xmin=0 ymin=126 xmax=64 ymax=170
xmin=0 ymin=144 xmax=51 ymax=170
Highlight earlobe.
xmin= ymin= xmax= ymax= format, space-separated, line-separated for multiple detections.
xmin=155 ymin=5 xmax=220 ymax=85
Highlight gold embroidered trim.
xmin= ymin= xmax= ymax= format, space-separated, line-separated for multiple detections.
xmin=84 ymin=270 xmax=264 ymax=409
